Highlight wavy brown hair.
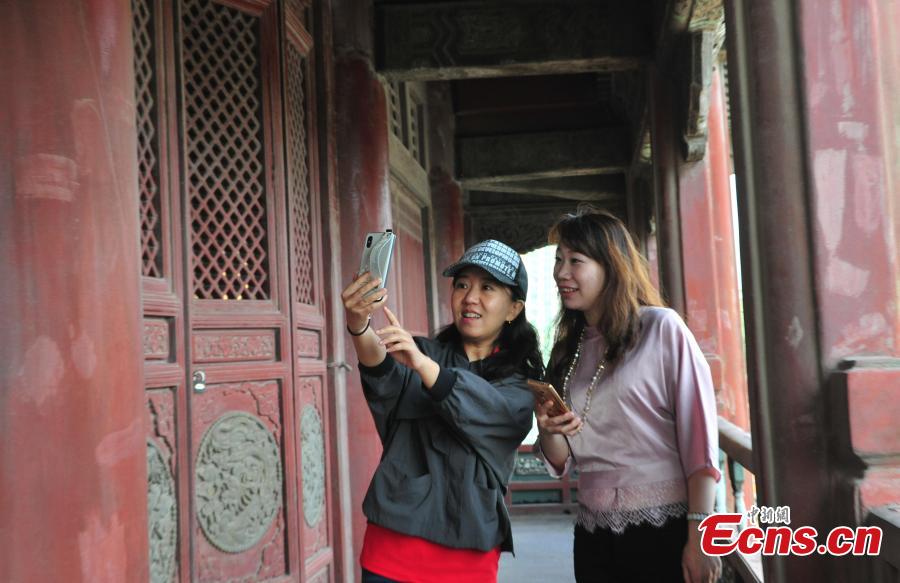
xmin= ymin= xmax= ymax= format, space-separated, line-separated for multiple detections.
xmin=547 ymin=207 xmax=663 ymax=386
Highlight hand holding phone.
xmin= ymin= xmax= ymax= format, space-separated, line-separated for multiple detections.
xmin=359 ymin=230 xmax=396 ymax=298
xmin=527 ymin=380 xmax=570 ymax=418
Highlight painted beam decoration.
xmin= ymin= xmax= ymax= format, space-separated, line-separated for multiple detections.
xmin=458 ymin=128 xmax=629 ymax=184
xmin=681 ymin=30 xmax=716 ymax=161
xmin=376 ymin=1 xmax=649 ymax=80
xmin=664 ymin=0 xmax=726 ymax=162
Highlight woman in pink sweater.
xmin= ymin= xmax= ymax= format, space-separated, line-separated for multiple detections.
xmin=535 ymin=208 xmax=722 ymax=583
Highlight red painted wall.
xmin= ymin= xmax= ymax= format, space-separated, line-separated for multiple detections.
xmin=800 ymin=0 xmax=900 ymax=364
xmin=0 ymin=1 xmax=148 ymax=581
xmin=334 ymin=53 xmax=393 ymax=573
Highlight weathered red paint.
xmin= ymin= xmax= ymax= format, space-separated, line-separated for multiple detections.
xmin=796 ymin=5 xmax=900 ymax=577
xmin=843 ymin=368 xmax=900 ymax=457
xmin=679 ymin=122 xmax=725 ymax=379
xmin=334 ymin=52 xmax=393 ymax=570
xmin=678 ymin=71 xmax=752 ymax=512
xmin=0 ymin=1 xmax=148 ymax=581
xmin=726 ymin=0 xmax=900 ymax=579
xmin=858 ymin=467 xmax=900 ymax=510
xmin=800 ymin=0 xmax=900 ymax=365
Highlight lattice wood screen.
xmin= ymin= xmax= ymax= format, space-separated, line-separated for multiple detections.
xmin=133 ymin=0 xmax=163 ymax=278
xmin=406 ymin=92 xmax=424 ymax=166
xmin=386 ymin=82 xmax=427 ymax=169
xmin=182 ymin=0 xmax=271 ymax=301
xmin=285 ymin=44 xmax=315 ymax=306
xmin=286 ymin=0 xmax=308 ymax=27
xmin=388 ymin=82 xmax=403 ymax=142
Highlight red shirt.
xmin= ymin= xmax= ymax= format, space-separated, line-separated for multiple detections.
xmin=360 ymin=523 xmax=501 ymax=583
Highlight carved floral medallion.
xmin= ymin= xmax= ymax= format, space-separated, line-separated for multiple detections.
xmin=147 ymin=440 xmax=177 ymax=582
xmin=195 ymin=411 xmax=283 ymax=553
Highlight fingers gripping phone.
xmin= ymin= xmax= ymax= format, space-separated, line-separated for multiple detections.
xmin=359 ymin=230 xmax=396 ymax=298
xmin=526 ymin=380 xmax=571 ymax=418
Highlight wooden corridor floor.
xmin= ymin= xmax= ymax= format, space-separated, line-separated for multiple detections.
xmin=499 ymin=513 xmax=577 ymax=583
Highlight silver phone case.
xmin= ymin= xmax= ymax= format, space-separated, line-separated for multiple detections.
xmin=359 ymin=230 xmax=396 ymax=296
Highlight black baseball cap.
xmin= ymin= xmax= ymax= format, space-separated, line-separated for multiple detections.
xmin=442 ymin=239 xmax=528 ymax=300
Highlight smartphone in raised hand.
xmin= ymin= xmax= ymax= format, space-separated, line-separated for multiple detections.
xmin=359 ymin=230 xmax=396 ymax=297
xmin=527 ymin=379 xmax=571 ymax=418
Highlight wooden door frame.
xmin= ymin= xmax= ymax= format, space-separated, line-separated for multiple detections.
xmin=137 ymin=0 xmax=191 ymax=580
xmin=164 ymin=0 xmax=302 ymax=579
xmin=308 ymin=0 xmax=359 ymax=578
xmin=281 ymin=2 xmax=341 ymax=580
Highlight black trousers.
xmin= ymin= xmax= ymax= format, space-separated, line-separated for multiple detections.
xmin=361 ymin=568 xmax=400 ymax=583
xmin=573 ymin=517 xmax=688 ymax=583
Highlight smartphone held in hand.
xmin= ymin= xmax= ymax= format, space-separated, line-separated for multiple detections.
xmin=359 ymin=230 xmax=396 ymax=297
xmin=527 ymin=379 xmax=570 ymax=418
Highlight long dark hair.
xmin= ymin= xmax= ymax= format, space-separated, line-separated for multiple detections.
xmin=547 ymin=207 xmax=662 ymax=386
xmin=436 ymin=307 xmax=545 ymax=382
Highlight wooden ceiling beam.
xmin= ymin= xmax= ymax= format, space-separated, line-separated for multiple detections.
xmin=470 ymin=175 xmax=626 ymax=201
xmin=458 ymin=129 xmax=629 ymax=184
xmin=376 ymin=1 xmax=651 ymax=81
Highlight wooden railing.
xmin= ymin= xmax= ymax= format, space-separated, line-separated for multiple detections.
xmin=717 ymin=416 xmax=764 ymax=583
xmin=506 ymin=444 xmax=578 ymax=514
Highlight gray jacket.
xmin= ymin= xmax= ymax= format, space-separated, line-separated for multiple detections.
xmin=359 ymin=337 xmax=535 ymax=553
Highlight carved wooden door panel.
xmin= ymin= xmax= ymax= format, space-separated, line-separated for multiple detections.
xmin=282 ymin=4 xmax=337 ymax=582
xmin=136 ymin=0 xmax=333 ymax=581
xmin=134 ymin=0 xmax=191 ymax=580
xmin=179 ymin=0 xmax=300 ymax=580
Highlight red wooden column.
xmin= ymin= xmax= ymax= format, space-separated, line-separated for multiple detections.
xmin=0 ymin=1 xmax=148 ymax=582
xmin=676 ymin=68 xmax=752 ymax=516
xmin=726 ymin=0 xmax=900 ymax=580
xmin=796 ymin=1 xmax=900 ymax=580
xmin=649 ymin=65 xmax=687 ymax=316
xmin=332 ymin=0 xmax=393 ymax=573
xmin=677 ymin=70 xmax=751 ymax=434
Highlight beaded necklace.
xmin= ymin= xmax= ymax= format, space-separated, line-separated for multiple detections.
xmin=561 ymin=328 xmax=607 ymax=430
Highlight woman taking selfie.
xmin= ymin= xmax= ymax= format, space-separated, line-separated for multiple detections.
xmin=342 ymin=239 xmax=542 ymax=583
xmin=535 ymin=209 xmax=722 ymax=583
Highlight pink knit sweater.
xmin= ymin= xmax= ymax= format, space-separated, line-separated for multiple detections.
xmin=535 ymin=307 xmax=721 ymax=533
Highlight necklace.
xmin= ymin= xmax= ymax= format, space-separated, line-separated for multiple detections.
xmin=561 ymin=328 xmax=607 ymax=431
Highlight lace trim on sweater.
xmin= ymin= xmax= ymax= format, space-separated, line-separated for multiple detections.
xmin=576 ymin=501 xmax=688 ymax=534
xmin=575 ymin=477 xmax=687 ymax=534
